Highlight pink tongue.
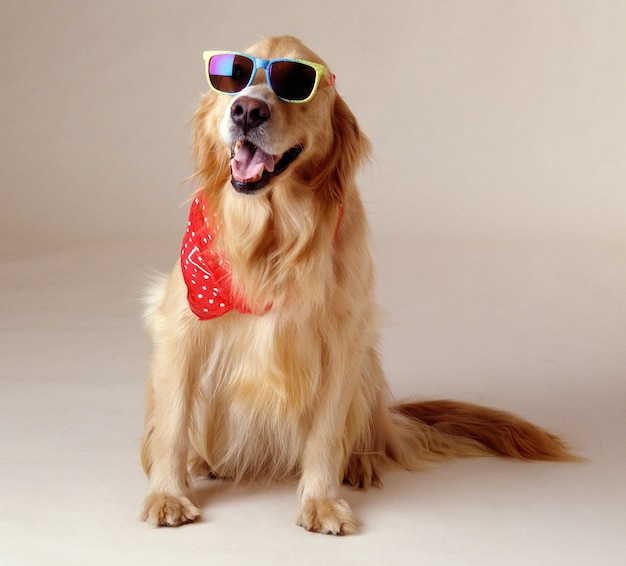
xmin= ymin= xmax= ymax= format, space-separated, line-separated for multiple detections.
xmin=231 ymin=143 xmax=276 ymax=182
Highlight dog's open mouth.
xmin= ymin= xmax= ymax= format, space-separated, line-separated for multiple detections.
xmin=230 ymin=140 xmax=302 ymax=194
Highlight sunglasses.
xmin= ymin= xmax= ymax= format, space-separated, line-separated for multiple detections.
xmin=203 ymin=51 xmax=335 ymax=103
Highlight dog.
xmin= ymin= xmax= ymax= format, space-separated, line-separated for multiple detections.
xmin=140 ymin=35 xmax=574 ymax=535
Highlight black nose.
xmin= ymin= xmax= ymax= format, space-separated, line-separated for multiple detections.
xmin=230 ymin=96 xmax=270 ymax=134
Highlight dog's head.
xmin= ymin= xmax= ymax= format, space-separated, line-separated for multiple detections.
xmin=192 ymin=36 xmax=370 ymax=204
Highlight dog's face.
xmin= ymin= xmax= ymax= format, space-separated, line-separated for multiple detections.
xmin=196 ymin=36 xmax=336 ymax=196
xmin=193 ymin=36 xmax=367 ymax=203
xmin=217 ymin=37 xmax=336 ymax=195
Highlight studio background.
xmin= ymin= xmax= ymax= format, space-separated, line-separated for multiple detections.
xmin=1 ymin=1 xmax=624 ymax=564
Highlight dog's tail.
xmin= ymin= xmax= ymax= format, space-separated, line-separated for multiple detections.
xmin=389 ymin=399 xmax=577 ymax=464
xmin=344 ymin=399 xmax=579 ymax=489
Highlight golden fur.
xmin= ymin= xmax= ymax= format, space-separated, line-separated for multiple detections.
xmin=140 ymin=36 xmax=575 ymax=535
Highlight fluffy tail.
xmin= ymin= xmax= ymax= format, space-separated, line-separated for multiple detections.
xmin=391 ymin=399 xmax=577 ymax=462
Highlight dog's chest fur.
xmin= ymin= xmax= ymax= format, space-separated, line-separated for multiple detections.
xmin=189 ymin=313 xmax=323 ymax=481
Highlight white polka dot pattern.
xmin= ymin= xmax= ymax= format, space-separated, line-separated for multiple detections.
xmin=180 ymin=195 xmax=256 ymax=319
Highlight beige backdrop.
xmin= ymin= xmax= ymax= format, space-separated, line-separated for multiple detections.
xmin=2 ymin=1 xmax=624 ymax=249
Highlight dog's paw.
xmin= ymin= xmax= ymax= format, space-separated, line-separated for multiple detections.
xmin=141 ymin=492 xmax=200 ymax=527
xmin=297 ymin=498 xmax=360 ymax=535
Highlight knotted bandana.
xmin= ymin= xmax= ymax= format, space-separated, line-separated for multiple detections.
xmin=181 ymin=194 xmax=343 ymax=320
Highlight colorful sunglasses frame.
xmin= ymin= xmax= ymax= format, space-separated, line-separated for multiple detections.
xmin=202 ymin=51 xmax=335 ymax=103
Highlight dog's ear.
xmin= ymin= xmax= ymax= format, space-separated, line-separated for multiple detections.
xmin=326 ymin=94 xmax=371 ymax=202
xmin=190 ymin=94 xmax=231 ymax=197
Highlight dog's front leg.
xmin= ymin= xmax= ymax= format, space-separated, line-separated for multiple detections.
xmin=297 ymin=365 xmax=360 ymax=535
xmin=141 ymin=341 xmax=200 ymax=527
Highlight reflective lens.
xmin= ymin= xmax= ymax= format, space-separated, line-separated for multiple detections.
xmin=208 ymin=54 xmax=254 ymax=93
xmin=268 ymin=61 xmax=317 ymax=101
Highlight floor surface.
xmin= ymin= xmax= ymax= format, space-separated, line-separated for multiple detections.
xmin=1 ymin=239 xmax=624 ymax=565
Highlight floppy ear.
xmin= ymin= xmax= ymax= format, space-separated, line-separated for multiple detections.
xmin=190 ymin=94 xmax=231 ymax=199
xmin=326 ymin=93 xmax=371 ymax=202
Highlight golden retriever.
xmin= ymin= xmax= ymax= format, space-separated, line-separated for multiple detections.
xmin=140 ymin=35 xmax=574 ymax=535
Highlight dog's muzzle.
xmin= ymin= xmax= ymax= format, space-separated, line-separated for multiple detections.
xmin=228 ymin=96 xmax=302 ymax=194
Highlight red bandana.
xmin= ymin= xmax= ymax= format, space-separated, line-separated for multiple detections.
xmin=181 ymin=195 xmax=344 ymax=320
xmin=181 ymin=196 xmax=256 ymax=319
